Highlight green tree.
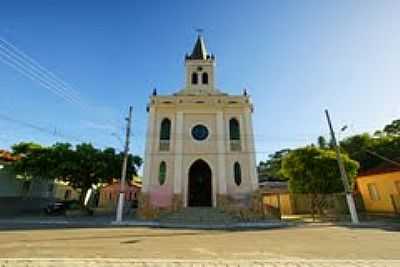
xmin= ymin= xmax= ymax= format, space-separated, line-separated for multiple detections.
xmin=282 ymin=146 xmax=359 ymax=218
xmin=383 ymin=119 xmax=400 ymax=136
xmin=9 ymin=142 xmax=143 ymax=205
xmin=9 ymin=142 xmax=53 ymax=197
xmin=317 ymin=136 xmax=327 ymax=149
xmin=340 ymin=133 xmax=400 ymax=172
xmin=258 ymin=149 xmax=290 ymax=182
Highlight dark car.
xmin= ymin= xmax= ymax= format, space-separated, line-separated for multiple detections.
xmin=44 ymin=200 xmax=79 ymax=215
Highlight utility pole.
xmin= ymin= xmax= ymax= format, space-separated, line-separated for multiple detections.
xmin=325 ymin=109 xmax=359 ymax=224
xmin=115 ymin=106 xmax=132 ymax=223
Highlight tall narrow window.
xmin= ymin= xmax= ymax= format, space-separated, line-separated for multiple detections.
xmin=192 ymin=72 xmax=198 ymax=84
xmin=395 ymin=181 xmax=400 ymax=195
xmin=202 ymin=72 xmax=208 ymax=84
xmin=367 ymin=183 xmax=380 ymax=201
xmin=159 ymin=118 xmax=171 ymax=151
xmin=229 ymin=118 xmax=241 ymax=151
xmin=234 ymin=162 xmax=242 ymax=186
xmin=159 ymin=161 xmax=167 ymax=185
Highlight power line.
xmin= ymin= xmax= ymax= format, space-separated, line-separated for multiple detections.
xmin=0 ymin=112 xmax=87 ymax=144
xmin=137 ymin=137 xmax=312 ymax=144
xmin=0 ymin=48 xmax=81 ymax=107
xmin=146 ymin=151 xmax=282 ymax=156
xmin=0 ymin=38 xmax=83 ymax=101
xmin=365 ymin=149 xmax=400 ymax=168
xmin=0 ymin=37 xmax=122 ymax=130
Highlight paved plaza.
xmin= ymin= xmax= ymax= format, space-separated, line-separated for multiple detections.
xmin=0 ymin=225 xmax=399 ymax=266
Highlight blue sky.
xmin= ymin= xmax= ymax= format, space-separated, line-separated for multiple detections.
xmin=0 ymin=0 xmax=399 ymax=166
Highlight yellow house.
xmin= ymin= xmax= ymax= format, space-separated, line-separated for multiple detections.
xmin=356 ymin=167 xmax=400 ymax=214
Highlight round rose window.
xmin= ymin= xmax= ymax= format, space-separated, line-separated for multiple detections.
xmin=191 ymin=125 xmax=209 ymax=141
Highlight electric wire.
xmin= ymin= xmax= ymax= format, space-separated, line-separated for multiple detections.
xmin=0 ymin=37 xmax=122 ymax=131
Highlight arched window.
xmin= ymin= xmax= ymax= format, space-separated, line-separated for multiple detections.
xmin=234 ymin=162 xmax=242 ymax=186
xmin=159 ymin=118 xmax=171 ymax=151
xmin=229 ymin=118 xmax=240 ymax=140
xmin=159 ymin=161 xmax=167 ymax=185
xmin=192 ymin=72 xmax=198 ymax=84
xmin=229 ymin=118 xmax=241 ymax=151
xmin=160 ymin=118 xmax=171 ymax=140
xmin=202 ymin=72 xmax=208 ymax=84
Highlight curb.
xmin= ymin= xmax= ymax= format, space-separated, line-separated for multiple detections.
xmin=0 ymin=219 xmax=292 ymax=230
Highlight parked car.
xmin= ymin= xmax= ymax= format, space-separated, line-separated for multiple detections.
xmin=44 ymin=200 xmax=79 ymax=215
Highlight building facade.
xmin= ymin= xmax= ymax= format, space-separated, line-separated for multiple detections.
xmin=98 ymin=181 xmax=141 ymax=209
xmin=140 ymin=35 xmax=258 ymax=212
xmin=356 ymin=168 xmax=400 ymax=214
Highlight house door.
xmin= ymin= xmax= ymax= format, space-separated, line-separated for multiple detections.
xmin=188 ymin=159 xmax=212 ymax=207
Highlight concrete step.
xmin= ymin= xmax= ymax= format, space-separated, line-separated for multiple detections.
xmin=159 ymin=207 xmax=241 ymax=224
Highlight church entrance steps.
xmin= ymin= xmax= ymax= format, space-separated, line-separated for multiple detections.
xmin=159 ymin=207 xmax=239 ymax=225
xmin=158 ymin=207 xmax=279 ymax=225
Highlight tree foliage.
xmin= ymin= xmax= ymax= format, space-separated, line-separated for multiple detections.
xmin=9 ymin=142 xmax=143 ymax=202
xmin=383 ymin=119 xmax=400 ymax=136
xmin=282 ymin=146 xmax=359 ymax=194
xmin=340 ymin=133 xmax=400 ymax=172
xmin=317 ymin=136 xmax=328 ymax=149
xmin=281 ymin=146 xmax=359 ymax=217
xmin=258 ymin=149 xmax=290 ymax=181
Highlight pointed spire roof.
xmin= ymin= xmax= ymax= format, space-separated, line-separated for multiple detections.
xmin=188 ymin=34 xmax=208 ymax=60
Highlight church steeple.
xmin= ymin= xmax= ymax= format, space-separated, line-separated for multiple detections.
xmin=187 ymin=35 xmax=209 ymax=60
xmin=180 ymin=33 xmax=218 ymax=95
xmin=186 ymin=34 xmax=215 ymax=61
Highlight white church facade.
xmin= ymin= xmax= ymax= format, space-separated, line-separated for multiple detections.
xmin=139 ymin=35 xmax=258 ymax=215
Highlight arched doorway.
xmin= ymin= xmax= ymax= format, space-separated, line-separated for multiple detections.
xmin=188 ymin=159 xmax=212 ymax=207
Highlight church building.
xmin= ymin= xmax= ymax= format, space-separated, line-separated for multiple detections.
xmin=140 ymin=35 xmax=258 ymax=214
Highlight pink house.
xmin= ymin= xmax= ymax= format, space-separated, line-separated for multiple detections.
xmin=98 ymin=181 xmax=141 ymax=209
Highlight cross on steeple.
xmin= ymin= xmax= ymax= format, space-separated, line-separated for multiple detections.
xmin=196 ymin=28 xmax=204 ymax=36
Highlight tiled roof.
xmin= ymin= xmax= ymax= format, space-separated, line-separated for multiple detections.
xmin=357 ymin=165 xmax=400 ymax=177
xmin=0 ymin=149 xmax=19 ymax=162
xmin=259 ymin=181 xmax=289 ymax=193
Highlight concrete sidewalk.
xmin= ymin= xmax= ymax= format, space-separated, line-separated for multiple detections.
xmin=0 ymin=215 xmax=399 ymax=230
xmin=0 ymin=216 xmax=291 ymax=230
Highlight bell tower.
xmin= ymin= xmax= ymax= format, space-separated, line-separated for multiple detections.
xmin=140 ymin=32 xmax=258 ymax=218
xmin=181 ymin=34 xmax=217 ymax=95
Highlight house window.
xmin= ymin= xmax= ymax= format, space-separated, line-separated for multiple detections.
xmin=367 ymin=183 xmax=380 ymax=201
xmin=159 ymin=118 xmax=171 ymax=151
xmin=109 ymin=192 xmax=112 ymax=200
xmin=202 ymin=72 xmax=208 ymax=84
xmin=234 ymin=162 xmax=242 ymax=186
xmin=159 ymin=161 xmax=167 ymax=185
xmin=395 ymin=181 xmax=400 ymax=195
xmin=192 ymin=72 xmax=198 ymax=84
xmin=229 ymin=118 xmax=241 ymax=151
xmin=64 ymin=189 xmax=71 ymax=200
